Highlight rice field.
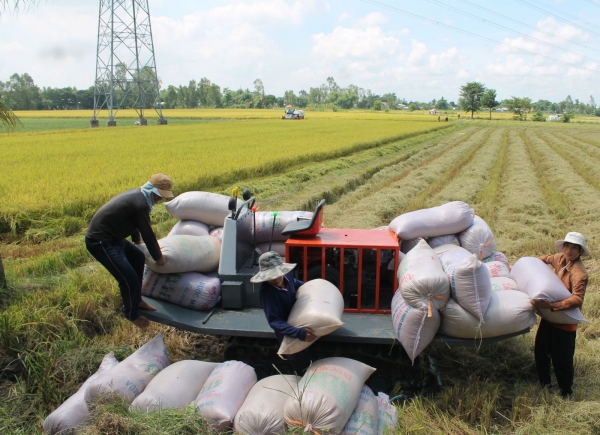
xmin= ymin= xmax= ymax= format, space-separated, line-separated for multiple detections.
xmin=1 ymin=113 xmax=599 ymax=434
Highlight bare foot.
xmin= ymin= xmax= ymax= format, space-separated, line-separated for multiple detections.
xmin=132 ymin=316 xmax=151 ymax=329
xmin=139 ymin=300 xmax=156 ymax=311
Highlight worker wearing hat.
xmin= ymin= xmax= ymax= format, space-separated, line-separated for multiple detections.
xmin=85 ymin=174 xmax=174 ymax=330
xmin=531 ymin=232 xmax=590 ymax=397
xmin=251 ymin=251 xmax=316 ymax=372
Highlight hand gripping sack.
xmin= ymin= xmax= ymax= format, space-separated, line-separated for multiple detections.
xmin=482 ymin=251 xmax=509 ymax=266
xmin=168 ymin=220 xmax=210 ymax=237
xmin=234 ymin=375 xmax=299 ymax=435
xmin=440 ymin=290 xmax=536 ymax=339
xmin=131 ymin=360 xmax=218 ymax=412
xmin=458 ymin=215 xmax=496 ymax=260
xmin=278 ymin=279 xmax=344 ymax=356
xmin=484 ymin=261 xmax=510 ymax=278
xmin=284 ymin=357 xmax=376 ymax=434
xmin=85 ymin=333 xmax=170 ymax=405
xmin=440 ymin=249 xmax=492 ymax=322
xmin=491 ymin=277 xmax=518 ymax=292
xmin=427 ymin=234 xmax=460 ymax=249
xmin=510 ymin=257 xmax=587 ymax=324
xmin=43 ymin=352 xmax=119 ymax=435
xmin=195 ymin=360 xmax=257 ymax=431
xmin=341 ymin=385 xmax=378 ymax=435
xmin=164 ymin=191 xmax=234 ymax=227
xmin=389 ymin=201 xmax=474 ymax=240
xmin=391 ymin=291 xmax=440 ymax=363
xmin=376 ymin=393 xmax=398 ymax=435
xmin=140 ymin=235 xmax=221 ymax=274
xmin=398 ymin=239 xmax=450 ymax=312
xmin=142 ymin=269 xmax=221 ymax=310
xmin=209 ymin=227 xmax=223 ymax=241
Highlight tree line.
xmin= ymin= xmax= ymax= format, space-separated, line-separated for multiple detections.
xmin=1 ymin=73 xmax=599 ymax=118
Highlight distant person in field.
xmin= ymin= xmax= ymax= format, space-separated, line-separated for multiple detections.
xmin=445 ymin=116 xmax=448 ymax=122
xmin=251 ymin=251 xmax=316 ymax=373
xmin=531 ymin=232 xmax=589 ymax=397
xmin=85 ymin=174 xmax=174 ymax=330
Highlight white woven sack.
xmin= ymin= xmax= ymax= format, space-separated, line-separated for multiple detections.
xmin=427 ymin=234 xmax=460 ymax=249
xmin=142 ymin=269 xmax=221 ymax=311
xmin=43 ymin=352 xmax=119 ymax=435
xmin=510 ymin=257 xmax=587 ymax=324
xmin=244 ymin=211 xmax=314 ymax=244
xmin=440 ymin=291 xmax=536 ymax=339
xmin=400 ymin=238 xmax=419 ymax=254
xmin=484 ymin=261 xmax=510 ymax=278
xmin=256 ymin=241 xmax=286 ymax=257
xmin=376 ymin=393 xmax=398 ymax=435
xmin=131 ymin=360 xmax=218 ymax=412
xmin=398 ymin=239 xmax=450 ymax=311
xmin=482 ymin=251 xmax=509 ymax=266
xmin=458 ymin=215 xmax=496 ymax=260
xmin=389 ymin=201 xmax=474 ymax=240
xmin=441 ymin=250 xmax=492 ymax=322
xmin=209 ymin=227 xmax=223 ymax=241
xmin=195 ymin=360 xmax=257 ymax=431
xmin=85 ymin=333 xmax=170 ymax=405
xmin=284 ymin=357 xmax=376 ymax=434
xmin=168 ymin=220 xmax=210 ymax=237
xmin=491 ymin=277 xmax=518 ymax=292
xmin=278 ymin=279 xmax=344 ymax=356
xmin=140 ymin=235 xmax=221 ymax=274
xmin=391 ymin=292 xmax=440 ymax=363
xmin=341 ymin=385 xmax=378 ymax=435
xmin=164 ymin=191 xmax=234 ymax=227
xmin=234 ymin=375 xmax=299 ymax=435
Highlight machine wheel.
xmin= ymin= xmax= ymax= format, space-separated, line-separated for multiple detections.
xmin=307 ymin=264 xmax=340 ymax=287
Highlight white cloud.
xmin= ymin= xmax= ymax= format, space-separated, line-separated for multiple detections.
xmin=312 ymin=26 xmax=400 ymax=62
xmin=406 ymin=40 xmax=428 ymax=67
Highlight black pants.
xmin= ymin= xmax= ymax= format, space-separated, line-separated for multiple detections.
xmin=534 ymin=319 xmax=576 ymax=395
xmin=85 ymin=237 xmax=145 ymax=321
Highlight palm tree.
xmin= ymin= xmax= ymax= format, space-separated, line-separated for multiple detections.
xmin=0 ymin=100 xmax=19 ymax=132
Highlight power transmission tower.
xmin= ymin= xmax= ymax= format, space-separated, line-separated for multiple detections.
xmin=90 ymin=0 xmax=167 ymax=127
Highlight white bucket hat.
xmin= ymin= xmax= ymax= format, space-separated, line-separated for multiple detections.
xmin=555 ymin=232 xmax=590 ymax=257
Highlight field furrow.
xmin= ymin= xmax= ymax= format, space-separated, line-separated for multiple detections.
xmin=552 ymin=131 xmax=600 ymax=160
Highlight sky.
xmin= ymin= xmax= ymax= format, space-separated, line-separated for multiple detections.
xmin=1 ymin=0 xmax=600 ymax=103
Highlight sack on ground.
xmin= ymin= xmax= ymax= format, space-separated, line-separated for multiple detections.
xmin=142 ymin=269 xmax=221 ymax=310
xmin=510 ymin=257 xmax=587 ymax=324
xmin=398 ymin=239 xmax=450 ymax=311
xmin=284 ymin=357 xmax=376 ymax=434
xmin=85 ymin=333 xmax=169 ymax=405
xmin=458 ymin=215 xmax=496 ymax=260
xmin=376 ymin=392 xmax=398 ymax=435
xmin=256 ymin=241 xmax=286 ymax=257
xmin=131 ymin=360 xmax=218 ymax=412
xmin=341 ymin=385 xmax=378 ymax=435
xmin=484 ymin=261 xmax=510 ymax=278
xmin=140 ymin=235 xmax=221 ymax=274
xmin=440 ymin=291 xmax=536 ymax=339
xmin=43 ymin=352 xmax=119 ymax=435
xmin=168 ymin=220 xmax=210 ymax=237
xmin=391 ymin=291 xmax=440 ymax=363
xmin=234 ymin=375 xmax=299 ymax=435
xmin=278 ymin=279 xmax=344 ymax=356
xmin=389 ymin=201 xmax=474 ymax=240
xmin=491 ymin=277 xmax=518 ymax=291
xmin=165 ymin=191 xmax=234 ymax=227
xmin=440 ymin=249 xmax=492 ymax=322
xmin=482 ymin=251 xmax=509 ymax=266
xmin=427 ymin=234 xmax=460 ymax=249
xmin=195 ymin=360 xmax=257 ymax=431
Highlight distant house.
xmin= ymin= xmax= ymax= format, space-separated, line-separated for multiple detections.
xmin=398 ymin=103 xmax=409 ymax=110
xmin=429 ymin=108 xmax=439 ymax=115
xmin=548 ymin=114 xmax=561 ymax=121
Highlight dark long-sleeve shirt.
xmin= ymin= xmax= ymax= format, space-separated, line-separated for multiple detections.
xmin=86 ymin=189 xmax=162 ymax=260
xmin=260 ymin=273 xmax=306 ymax=343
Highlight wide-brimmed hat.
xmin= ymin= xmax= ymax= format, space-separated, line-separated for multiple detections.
xmin=149 ymin=173 xmax=174 ymax=198
xmin=555 ymin=232 xmax=590 ymax=256
xmin=250 ymin=251 xmax=296 ymax=283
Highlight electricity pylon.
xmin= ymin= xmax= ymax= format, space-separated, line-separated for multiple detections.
xmin=90 ymin=0 xmax=167 ymax=127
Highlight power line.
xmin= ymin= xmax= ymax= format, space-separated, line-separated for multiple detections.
xmin=423 ymin=0 xmax=600 ymax=65
xmin=515 ymin=0 xmax=600 ymax=39
xmin=358 ymin=0 xmax=600 ymax=76
xmin=584 ymin=0 xmax=600 ymax=9
xmin=457 ymin=0 xmax=600 ymax=54
xmin=526 ymin=0 xmax=597 ymax=26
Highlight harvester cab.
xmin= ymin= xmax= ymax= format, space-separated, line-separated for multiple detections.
xmin=143 ymin=193 xmax=530 ymax=396
xmin=281 ymin=106 xmax=304 ymax=120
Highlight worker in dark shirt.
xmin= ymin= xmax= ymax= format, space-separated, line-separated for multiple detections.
xmin=251 ymin=251 xmax=316 ymax=373
xmin=85 ymin=174 xmax=174 ymax=329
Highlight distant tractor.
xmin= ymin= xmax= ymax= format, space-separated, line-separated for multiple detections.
xmin=282 ymin=105 xmax=304 ymax=120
